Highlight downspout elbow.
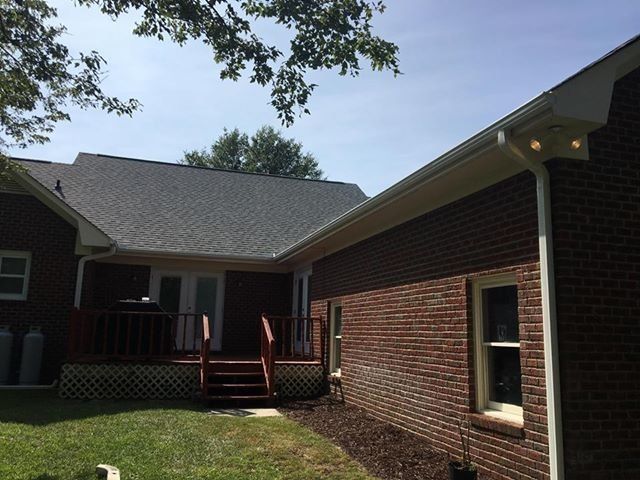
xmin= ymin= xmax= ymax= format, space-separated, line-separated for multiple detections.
xmin=74 ymin=243 xmax=118 ymax=308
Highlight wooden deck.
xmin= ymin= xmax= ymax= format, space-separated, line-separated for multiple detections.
xmin=68 ymin=354 xmax=322 ymax=366
xmin=67 ymin=309 xmax=325 ymax=401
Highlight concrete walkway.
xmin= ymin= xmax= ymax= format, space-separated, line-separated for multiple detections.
xmin=206 ymin=408 xmax=281 ymax=417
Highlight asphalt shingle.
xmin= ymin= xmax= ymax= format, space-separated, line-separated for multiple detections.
xmin=19 ymin=153 xmax=367 ymax=258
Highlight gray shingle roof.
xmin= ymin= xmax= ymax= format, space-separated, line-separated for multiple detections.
xmin=19 ymin=153 xmax=367 ymax=258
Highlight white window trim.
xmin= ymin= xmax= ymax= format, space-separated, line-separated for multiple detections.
xmin=329 ymin=301 xmax=342 ymax=376
xmin=473 ymin=273 xmax=523 ymax=423
xmin=0 ymin=250 xmax=31 ymax=301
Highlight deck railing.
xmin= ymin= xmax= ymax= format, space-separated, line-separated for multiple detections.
xmin=200 ymin=312 xmax=211 ymax=392
xmin=260 ymin=314 xmax=276 ymax=397
xmin=263 ymin=315 xmax=324 ymax=362
xmin=68 ymin=308 xmax=208 ymax=361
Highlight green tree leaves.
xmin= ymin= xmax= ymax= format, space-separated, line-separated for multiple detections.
xmin=1 ymin=0 xmax=398 ymax=176
xmin=182 ymin=127 xmax=249 ymax=169
xmin=181 ymin=125 xmax=324 ymax=179
xmin=0 ymin=0 xmax=140 ymax=174
xmin=77 ymin=0 xmax=400 ymax=125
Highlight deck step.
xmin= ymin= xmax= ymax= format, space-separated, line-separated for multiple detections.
xmin=207 ymin=361 xmax=264 ymax=374
xmin=208 ymin=371 xmax=263 ymax=377
xmin=204 ymin=395 xmax=271 ymax=400
xmin=201 ymin=357 xmax=271 ymax=401
xmin=208 ymin=359 xmax=261 ymax=363
xmin=207 ymin=383 xmax=266 ymax=388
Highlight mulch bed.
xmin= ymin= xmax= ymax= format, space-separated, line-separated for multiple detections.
xmin=279 ymin=395 xmax=449 ymax=480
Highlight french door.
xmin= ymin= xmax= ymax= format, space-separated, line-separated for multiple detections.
xmin=149 ymin=269 xmax=224 ymax=351
xmin=292 ymin=268 xmax=312 ymax=355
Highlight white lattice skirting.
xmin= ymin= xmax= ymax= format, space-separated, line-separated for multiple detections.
xmin=59 ymin=363 xmax=200 ymax=400
xmin=275 ymin=364 xmax=324 ymax=398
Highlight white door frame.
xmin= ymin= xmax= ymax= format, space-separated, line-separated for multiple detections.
xmin=149 ymin=268 xmax=225 ymax=351
xmin=329 ymin=301 xmax=343 ymax=375
xmin=292 ymin=267 xmax=312 ymax=354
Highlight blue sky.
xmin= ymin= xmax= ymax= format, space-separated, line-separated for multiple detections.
xmin=10 ymin=1 xmax=640 ymax=196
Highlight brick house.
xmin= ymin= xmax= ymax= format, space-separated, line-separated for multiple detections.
xmin=2 ymin=36 xmax=639 ymax=480
xmin=1 ymin=153 xmax=365 ymax=399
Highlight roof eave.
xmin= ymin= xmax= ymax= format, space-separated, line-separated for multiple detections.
xmin=274 ymin=93 xmax=554 ymax=264
xmin=116 ymin=247 xmax=277 ymax=265
xmin=276 ymin=37 xmax=640 ymax=265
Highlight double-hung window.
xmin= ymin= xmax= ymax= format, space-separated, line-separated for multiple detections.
xmin=473 ymin=274 xmax=522 ymax=420
xmin=0 ymin=251 xmax=31 ymax=301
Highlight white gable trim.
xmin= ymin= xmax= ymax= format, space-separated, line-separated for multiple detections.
xmin=12 ymin=170 xmax=111 ymax=248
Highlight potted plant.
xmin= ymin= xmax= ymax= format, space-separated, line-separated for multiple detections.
xmin=448 ymin=420 xmax=477 ymax=480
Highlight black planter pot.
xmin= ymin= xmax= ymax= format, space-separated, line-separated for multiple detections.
xmin=448 ymin=461 xmax=477 ymax=480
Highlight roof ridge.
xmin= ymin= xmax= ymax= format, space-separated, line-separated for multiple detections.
xmin=80 ymin=152 xmax=354 ymax=186
xmin=10 ymin=156 xmax=53 ymax=164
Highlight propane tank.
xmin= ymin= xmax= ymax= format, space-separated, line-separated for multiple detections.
xmin=0 ymin=326 xmax=13 ymax=384
xmin=19 ymin=326 xmax=44 ymax=385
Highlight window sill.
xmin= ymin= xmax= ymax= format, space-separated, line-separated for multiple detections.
xmin=0 ymin=296 xmax=27 ymax=301
xmin=468 ymin=412 xmax=524 ymax=438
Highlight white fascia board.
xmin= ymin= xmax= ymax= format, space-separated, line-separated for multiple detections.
xmin=116 ymin=247 xmax=278 ymax=266
xmin=276 ymin=38 xmax=640 ymax=265
xmin=550 ymin=36 xmax=640 ymax=126
xmin=12 ymin=171 xmax=112 ymax=248
xmin=115 ymin=249 xmax=289 ymax=273
xmin=549 ymin=64 xmax=616 ymax=126
xmin=274 ymin=94 xmax=553 ymax=264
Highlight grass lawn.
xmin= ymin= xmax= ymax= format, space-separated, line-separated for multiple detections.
xmin=0 ymin=391 xmax=373 ymax=480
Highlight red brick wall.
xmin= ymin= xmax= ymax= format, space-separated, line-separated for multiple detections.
xmin=0 ymin=192 xmax=78 ymax=383
xmin=548 ymin=68 xmax=640 ymax=479
xmin=311 ymin=172 xmax=550 ymax=479
xmin=223 ymin=271 xmax=292 ymax=353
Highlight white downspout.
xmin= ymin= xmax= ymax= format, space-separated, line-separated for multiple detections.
xmin=74 ymin=243 xmax=118 ymax=308
xmin=498 ymin=130 xmax=564 ymax=480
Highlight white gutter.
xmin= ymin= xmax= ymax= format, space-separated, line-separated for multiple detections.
xmin=275 ymin=37 xmax=640 ymax=265
xmin=498 ymin=130 xmax=564 ymax=480
xmin=74 ymin=243 xmax=118 ymax=308
xmin=116 ymin=247 xmax=276 ymax=265
xmin=275 ymin=93 xmax=554 ymax=263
